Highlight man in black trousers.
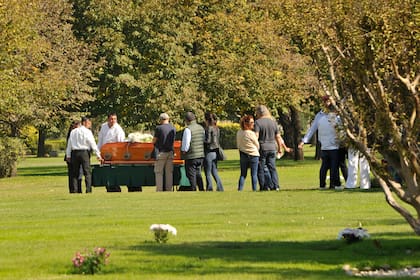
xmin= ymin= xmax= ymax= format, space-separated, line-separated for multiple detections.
xmin=66 ymin=117 xmax=103 ymax=193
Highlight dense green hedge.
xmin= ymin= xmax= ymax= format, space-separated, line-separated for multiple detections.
xmin=218 ymin=121 xmax=240 ymax=149
xmin=20 ymin=126 xmax=38 ymax=154
xmin=42 ymin=122 xmax=239 ymax=158
xmin=0 ymin=137 xmax=26 ymax=178
xmin=45 ymin=139 xmax=67 ymax=152
xmin=175 ymin=121 xmax=240 ymax=149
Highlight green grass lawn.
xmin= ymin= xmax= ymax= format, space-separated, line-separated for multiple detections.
xmin=0 ymin=148 xmax=419 ymax=279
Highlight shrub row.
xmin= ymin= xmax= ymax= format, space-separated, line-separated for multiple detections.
xmin=0 ymin=137 xmax=26 ymax=178
xmin=45 ymin=139 xmax=67 ymax=154
xmin=175 ymin=121 xmax=240 ymax=149
xmin=31 ymin=121 xmax=241 ymax=157
xmin=218 ymin=121 xmax=240 ymax=149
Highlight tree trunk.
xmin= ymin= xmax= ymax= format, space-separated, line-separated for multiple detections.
xmin=10 ymin=123 xmax=20 ymax=137
xmin=277 ymin=105 xmax=303 ymax=160
xmin=37 ymin=127 xmax=46 ymax=157
xmin=290 ymin=106 xmax=304 ymax=160
xmin=9 ymin=161 xmax=18 ymax=177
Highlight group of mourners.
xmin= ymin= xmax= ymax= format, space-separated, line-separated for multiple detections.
xmin=65 ymin=98 xmax=371 ymax=193
xmin=142 ymin=107 xmax=293 ymax=193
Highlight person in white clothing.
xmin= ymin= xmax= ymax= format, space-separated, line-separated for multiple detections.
xmin=299 ymin=95 xmax=343 ymax=189
xmin=65 ymin=120 xmax=82 ymax=193
xmin=66 ymin=117 xmax=103 ymax=193
xmin=346 ymin=147 xmax=371 ymax=189
xmin=97 ymin=113 xmax=126 ymax=192
xmin=97 ymin=113 xmax=125 ymax=150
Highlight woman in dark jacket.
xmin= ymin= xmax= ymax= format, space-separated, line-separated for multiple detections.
xmin=203 ymin=112 xmax=224 ymax=191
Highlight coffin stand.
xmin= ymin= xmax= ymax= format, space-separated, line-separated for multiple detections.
xmin=92 ymin=140 xmax=189 ymax=191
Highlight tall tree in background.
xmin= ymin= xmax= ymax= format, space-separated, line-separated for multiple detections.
xmin=192 ymin=1 xmax=316 ymax=155
xmin=0 ymin=0 xmax=95 ymax=158
xmin=71 ymin=0 xmax=314 ymax=132
xmin=0 ymin=0 xmax=40 ymax=137
xmin=278 ymin=0 xmax=420 ymax=234
xmin=72 ymin=0 xmax=203 ymax=127
xmin=32 ymin=0 xmax=96 ymax=156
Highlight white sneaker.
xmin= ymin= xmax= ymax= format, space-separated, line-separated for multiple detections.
xmin=334 ymin=186 xmax=344 ymax=191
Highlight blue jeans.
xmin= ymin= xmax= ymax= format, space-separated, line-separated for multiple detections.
xmin=204 ymin=151 xmax=224 ymax=191
xmin=238 ymin=151 xmax=259 ymax=191
xmin=258 ymin=150 xmax=279 ymax=190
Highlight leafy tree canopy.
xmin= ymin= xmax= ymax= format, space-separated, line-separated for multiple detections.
xmin=0 ymin=0 xmax=95 ymax=138
xmin=71 ymin=0 xmax=314 ymax=128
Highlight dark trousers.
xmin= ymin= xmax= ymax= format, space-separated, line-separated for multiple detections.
xmin=71 ymin=150 xmax=92 ymax=193
xmin=320 ymin=149 xmax=340 ymax=188
xmin=185 ymin=158 xmax=204 ymax=191
xmin=67 ymin=162 xmax=81 ymax=193
xmin=257 ymin=150 xmax=279 ymax=191
xmin=338 ymin=147 xmax=348 ymax=180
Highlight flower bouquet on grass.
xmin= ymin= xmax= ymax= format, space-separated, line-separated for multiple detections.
xmin=337 ymin=227 xmax=370 ymax=244
xmin=150 ymin=224 xmax=177 ymax=243
xmin=72 ymin=247 xmax=110 ymax=274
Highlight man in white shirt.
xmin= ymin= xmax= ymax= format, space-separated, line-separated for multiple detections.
xmin=97 ymin=113 xmax=126 ymax=192
xmin=298 ymin=96 xmax=343 ymax=190
xmin=97 ymin=113 xmax=125 ymax=150
xmin=66 ymin=117 xmax=103 ymax=193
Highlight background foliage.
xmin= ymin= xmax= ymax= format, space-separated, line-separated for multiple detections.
xmin=70 ymin=0 xmax=314 ymax=127
xmin=0 ymin=0 xmax=418 ymax=234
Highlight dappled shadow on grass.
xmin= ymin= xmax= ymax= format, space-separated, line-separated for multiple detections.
xmin=18 ymin=166 xmax=67 ymax=177
xmin=120 ymin=237 xmax=420 ymax=277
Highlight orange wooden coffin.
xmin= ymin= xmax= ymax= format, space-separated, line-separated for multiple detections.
xmin=100 ymin=140 xmax=183 ymax=164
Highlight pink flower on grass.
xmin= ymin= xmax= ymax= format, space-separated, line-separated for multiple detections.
xmin=72 ymin=247 xmax=110 ymax=274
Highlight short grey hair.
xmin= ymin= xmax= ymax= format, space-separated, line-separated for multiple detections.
xmin=159 ymin=113 xmax=169 ymax=120
xmin=255 ymin=105 xmax=270 ymax=117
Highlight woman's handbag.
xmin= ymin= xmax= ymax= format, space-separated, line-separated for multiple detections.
xmin=216 ymin=147 xmax=226 ymax=161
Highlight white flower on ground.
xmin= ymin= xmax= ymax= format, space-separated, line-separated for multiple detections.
xmin=338 ymin=227 xmax=370 ymax=243
xmin=150 ymin=224 xmax=177 ymax=235
xmin=150 ymin=224 xmax=177 ymax=243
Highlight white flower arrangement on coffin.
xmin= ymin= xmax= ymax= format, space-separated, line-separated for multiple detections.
xmin=127 ymin=132 xmax=154 ymax=143
xmin=150 ymin=224 xmax=177 ymax=243
xmin=337 ymin=227 xmax=370 ymax=244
